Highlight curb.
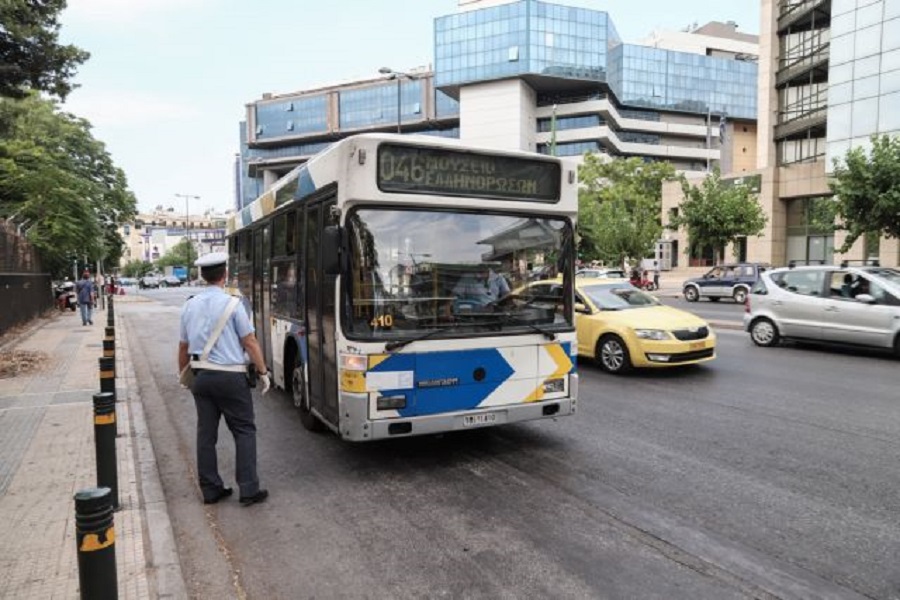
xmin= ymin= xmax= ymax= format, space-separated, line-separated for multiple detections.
xmin=117 ymin=307 xmax=188 ymax=599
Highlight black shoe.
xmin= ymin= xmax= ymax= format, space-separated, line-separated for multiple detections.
xmin=203 ymin=487 xmax=233 ymax=504
xmin=239 ymin=489 xmax=268 ymax=507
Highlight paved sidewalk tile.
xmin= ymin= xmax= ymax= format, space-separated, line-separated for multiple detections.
xmin=0 ymin=309 xmax=152 ymax=599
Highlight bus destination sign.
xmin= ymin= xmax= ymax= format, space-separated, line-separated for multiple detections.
xmin=377 ymin=143 xmax=561 ymax=202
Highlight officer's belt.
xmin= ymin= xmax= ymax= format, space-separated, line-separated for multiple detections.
xmin=190 ymin=359 xmax=246 ymax=373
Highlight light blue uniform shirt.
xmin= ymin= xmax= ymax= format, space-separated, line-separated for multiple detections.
xmin=180 ymin=287 xmax=254 ymax=366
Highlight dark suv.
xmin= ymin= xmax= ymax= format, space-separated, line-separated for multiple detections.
xmin=682 ymin=263 xmax=769 ymax=304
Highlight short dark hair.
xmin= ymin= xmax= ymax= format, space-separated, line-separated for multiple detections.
xmin=201 ymin=264 xmax=226 ymax=283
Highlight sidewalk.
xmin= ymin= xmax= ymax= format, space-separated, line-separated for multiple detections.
xmin=0 ymin=296 xmax=184 ymax=599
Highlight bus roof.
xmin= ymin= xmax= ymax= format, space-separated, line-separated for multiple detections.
xmin=228 ymin=133 xmax=574 ymax=235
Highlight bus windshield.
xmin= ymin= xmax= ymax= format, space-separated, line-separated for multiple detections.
xmin=345 ymin=208 xmax=573 ymax=340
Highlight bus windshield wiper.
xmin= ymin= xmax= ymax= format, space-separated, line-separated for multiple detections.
xmin=489 ymin=312 xmax=558 ymax=341
xmin=384 ymin=325 xmax=457 ymax=352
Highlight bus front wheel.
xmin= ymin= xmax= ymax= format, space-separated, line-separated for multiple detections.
xmin=292 ymin=355 xmax=325 ymax=432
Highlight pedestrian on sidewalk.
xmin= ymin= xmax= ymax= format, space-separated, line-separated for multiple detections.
xmin=652 ymin=261 xmax=660 ymax=290
xmin=177 ymin=252 xmax=271 ymax=507
xmin=75 ymin=270 xmax=95 ymax=325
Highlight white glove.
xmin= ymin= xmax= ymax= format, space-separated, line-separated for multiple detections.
xmin=259 ymin=371 xmax=272 ymax=395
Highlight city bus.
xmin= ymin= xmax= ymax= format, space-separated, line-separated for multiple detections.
xmin=226 ymin=133 xmax=578 ymax=441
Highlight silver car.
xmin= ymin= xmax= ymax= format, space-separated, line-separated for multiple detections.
xmin=743 ymin=264 xmax=900 ymax=356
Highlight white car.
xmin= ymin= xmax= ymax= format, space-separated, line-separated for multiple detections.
xmin=744 ymin=263 xmax=900 ymax=356
xmin=576 ymin=268 xmax=627 ymax=279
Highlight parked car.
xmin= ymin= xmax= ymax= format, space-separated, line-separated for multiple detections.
xmin=572 ymin=279 xmax=716 ymax=374
xmin=160 ymin=275 xmax=183 ymax=287
xmin=682 ymin=262 xmax=769 ymax=304
xmin=576 ymin=268 xmax=628 ymax=279
xmin=139 ymin=275 xmax=160 ymax=289
xmin=744 ymin=263 xmax=900 ymax=356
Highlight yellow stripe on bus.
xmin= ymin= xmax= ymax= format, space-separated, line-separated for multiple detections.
xmin=340 ymin=370 xmax=366 ymax=393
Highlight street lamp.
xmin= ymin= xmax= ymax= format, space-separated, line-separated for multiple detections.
xmin=175 ymin=193 xmax=200 ymax=283
xmin=379 ymin=67 xmax=415 ymax=134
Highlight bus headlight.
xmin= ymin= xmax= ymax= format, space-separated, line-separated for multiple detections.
xmin=340 ymin=354 xmax=367 ymax=371
xmin=339 ymin=354 xmax=368 ymax=393
xmin=376 ymin=394 xmax=407 ymax=410
xmin=542 ymin=378 xmax=565 ymax=393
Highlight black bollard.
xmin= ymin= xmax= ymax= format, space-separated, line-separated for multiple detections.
xmin=106 ymin=295 xmax=114 ymax=327
xmin=74 ymin=487 xmax=118 ymax=600
xmin=103 ymin=326 xmax=115 ymax=358
xmin=98 ymin=357 xmax=116 ymax=403
xmin=92 ymin=392 xmax=118 ymax=509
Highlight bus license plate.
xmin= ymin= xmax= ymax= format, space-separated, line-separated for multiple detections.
xmin=463 ymin=412 xmax=498 ymax=427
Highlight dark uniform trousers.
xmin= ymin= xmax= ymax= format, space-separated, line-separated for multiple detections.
xmin=191 ymin=370 xmax=260 ymax=500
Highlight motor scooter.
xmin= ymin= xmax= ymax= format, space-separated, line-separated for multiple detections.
xmin=629 ymin=272 xmax=658 ymax=292
xmin=54 ymin=282 xmax=77 ymax=311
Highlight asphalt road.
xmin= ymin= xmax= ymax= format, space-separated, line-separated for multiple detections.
xmin=124 ymin=288 xmax=899 ymax=599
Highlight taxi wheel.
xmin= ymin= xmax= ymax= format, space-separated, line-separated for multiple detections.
xmin=596 ymin=335 xmax=632 ymax=374
xmin=750 ymin=318 xmax=780 ymax=347
xmin=292 ymin=355 xmax=324 ymax=432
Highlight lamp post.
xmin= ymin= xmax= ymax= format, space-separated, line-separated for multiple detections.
xmin=378 ymin=67 xmax=415 ymax=134
xmin=175 ymin=193 xmax=200 ymax=283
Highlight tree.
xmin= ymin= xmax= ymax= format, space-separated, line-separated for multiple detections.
xmin=155 ymin=238 xmax=194 ymax=269
xmin=0 ymin=0 xmax=90 ymax=101
xmin=669 ymin=168 xmax=767 ymax=263
xmin=0 ymin=94 xmax=137 ymax=277
xmin=121 ymin=259 xmax=153 ymax=278
xmin=578 ymin=155 xmax=675 ymax=266
xmin=828 ymin=134 xmax=900 ymax=253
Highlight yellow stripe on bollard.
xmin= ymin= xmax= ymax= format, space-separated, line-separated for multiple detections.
xmin=100 ymin=370 xmax=115 ymax=379
xmin=79 ymin=526 xmax=115 ymax=552
xmin=94 ymin=413 xmax=116 ymax=425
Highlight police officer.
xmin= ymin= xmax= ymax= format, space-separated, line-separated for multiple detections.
xmin=177 ymin=252 xmax=270 ymax=506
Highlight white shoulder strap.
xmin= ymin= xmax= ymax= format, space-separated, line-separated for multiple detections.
xmin=199 ymin=297 xmax=241 ymax=361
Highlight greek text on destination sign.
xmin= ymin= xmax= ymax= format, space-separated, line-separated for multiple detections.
xmin=377 ymin=143 xmax=561 ymax=202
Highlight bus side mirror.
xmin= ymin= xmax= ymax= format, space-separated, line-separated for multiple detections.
xmin=322 ymin=226 xmax=342 ymax=275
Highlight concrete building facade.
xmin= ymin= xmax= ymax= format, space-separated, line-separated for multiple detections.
xmin=118 ymin=209 xmax=229 ymax=267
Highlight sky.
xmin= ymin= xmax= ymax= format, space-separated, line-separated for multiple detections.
xmin=58 ymin=0 xmax=760 ymax=216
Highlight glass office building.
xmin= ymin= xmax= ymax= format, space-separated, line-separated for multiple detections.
xmin=661 ymin=0 xmax=900 ymax=271
xmin=237 ymin=0 xmax=758 ymax=209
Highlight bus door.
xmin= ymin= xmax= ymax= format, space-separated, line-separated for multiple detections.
xmin=252 ymin=224 xmax=272 ymax=366
xmin=304 ymin=198 xmax=339 ymax=425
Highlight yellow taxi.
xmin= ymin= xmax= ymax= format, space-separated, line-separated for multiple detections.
xmin=573 ymin=279 xmax=716 ymax=374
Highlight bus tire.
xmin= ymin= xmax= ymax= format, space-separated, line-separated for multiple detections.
xmin=291 ymin=353 xmax=325 ymax=432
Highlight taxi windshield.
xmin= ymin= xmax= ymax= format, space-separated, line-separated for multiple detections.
xmin=580 ymin=283 xmax=660 ymax=310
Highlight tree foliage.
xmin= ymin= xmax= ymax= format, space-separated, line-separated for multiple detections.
xmin=578 ymin=154 xmax=675 ymax=266
xmin=828 ymin=134 xmax=900 ymax=252
xmin=0 ymin=0 xmax=90 ymax=101
xmin=155 ymin=238 xmax=194 ymax=269
xmin=121 ymin=259 xmax=153 ymax=278
xmin=0 ymin=94 xmax=136 ymax=276
xmin=669 ymin=168 xmax=767 ymax=263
